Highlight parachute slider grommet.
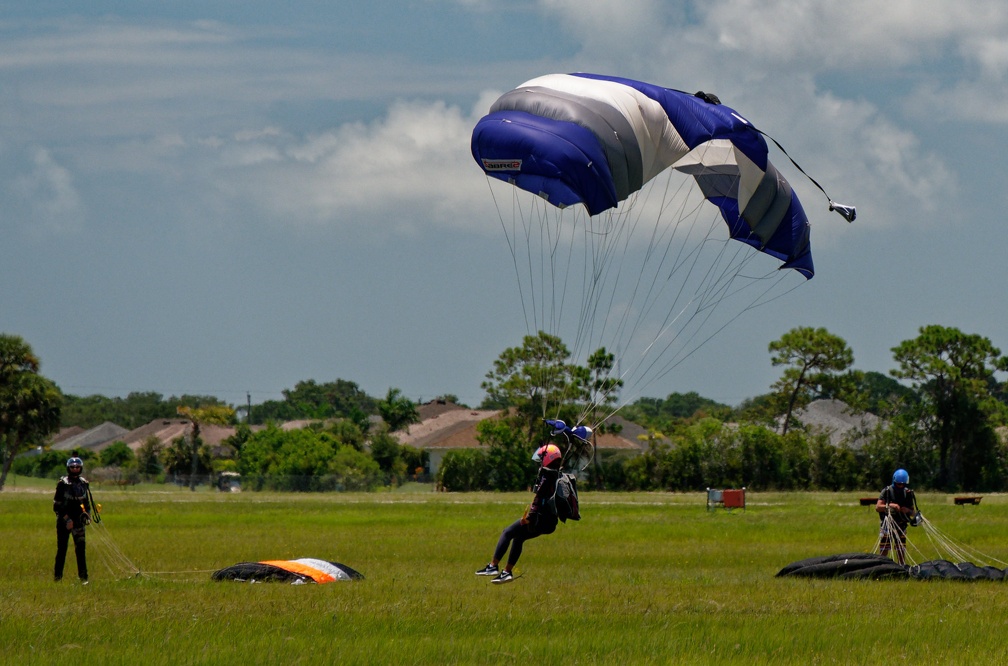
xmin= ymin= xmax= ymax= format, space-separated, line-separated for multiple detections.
xmin=829 ymin=201 xmax=856 ymax=223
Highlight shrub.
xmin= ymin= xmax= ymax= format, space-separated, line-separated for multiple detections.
xmin=437 ymin=449 xmax=488 ymax=491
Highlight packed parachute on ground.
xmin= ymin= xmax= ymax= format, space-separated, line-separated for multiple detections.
xmin=777 ymin=512 xmax=1008 ymax=581
xmin=213 ymin=558 xmax=364 ymax=584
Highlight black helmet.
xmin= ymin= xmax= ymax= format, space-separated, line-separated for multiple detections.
xmin=66 ymin=457 xmax=83 ymax=474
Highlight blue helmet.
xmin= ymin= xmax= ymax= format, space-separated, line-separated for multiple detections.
xmin=893 ymin=468 xmax=909 ymax=485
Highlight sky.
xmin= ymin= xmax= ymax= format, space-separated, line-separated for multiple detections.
xmin=2 ymin=1 xmax=1007 ymax=410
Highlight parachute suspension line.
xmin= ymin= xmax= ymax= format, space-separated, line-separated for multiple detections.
xmin=754 ymin=128 xmax=856 ymax=223
xmin=873 ymin=513 xmax=919 ymax=566
xmin=88 ymin=520 xmax=142 ymax=580
xmin=584 ymin=193 xmax=705 ymax=423
xmin=873 ymin=511 xmax=1008 ymax=570
xmin=569 ymin=171 xmax=708 ymax=427
xmin=918 ymin=515 xmax=1008 ymax=568
xmin=488 ymin=176 xmax=534 ymax=337
xmin=568 ymin=184 xmax=672 ymax=427
xmin=604 ymin=149 xmax=748 ymax=398
xmin=586 ymin=164 xmax=778 ymax=422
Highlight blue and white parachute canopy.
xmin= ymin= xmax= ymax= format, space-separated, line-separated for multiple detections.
xmin=471 ymin=73 xmax=852 ymax=280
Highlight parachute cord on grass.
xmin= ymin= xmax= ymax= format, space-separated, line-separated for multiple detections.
xmin=920 ymin=518 xmax=971 ymax=566
xmin=89 ymin=520 xmax=219 ymax=582
xmin=89 ymin=521 xmax=142 ymax=579
xmin=136 ymin=569 xmax=219 ymax=582
xmin=919 ymin=515 xmax=1008 ymax=568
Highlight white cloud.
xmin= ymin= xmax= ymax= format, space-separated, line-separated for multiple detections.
xmin=218 ymin=99 xmax=495 ymax=234
xmin=11 ymin=147 xmax=84 ymax=237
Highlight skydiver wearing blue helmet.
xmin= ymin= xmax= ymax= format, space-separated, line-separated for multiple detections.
xmin=875 ymin=468 xmax=917 ymax=565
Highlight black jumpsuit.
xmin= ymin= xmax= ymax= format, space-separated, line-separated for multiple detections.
xmin=53 ymin=474 xmax=91 ymax=581
xmin=492 ymin=466 xmax=559 ymax=568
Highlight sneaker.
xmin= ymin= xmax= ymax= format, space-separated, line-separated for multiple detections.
xmin=491 ymin=570 xmax=513 ymax=584
xmin=475 ymin=563 xmax=499 ymax=576
xmin=81 ymin=579 xmax=89 ymax=586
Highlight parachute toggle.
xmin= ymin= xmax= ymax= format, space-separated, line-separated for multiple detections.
xmin=545 ymin=419 xmax=592 ymax=443
xmin=545 ymin=419 xmax=566 ymax=435
xmin=829 ymin=201 xmax=857 ymax=222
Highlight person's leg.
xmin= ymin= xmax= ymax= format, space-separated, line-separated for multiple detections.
xmin=878 ymin=525 xmax=891 ymax=557
xmin=54 ymin=522 xmax=70 ymax=581
xmin=503 ymin=522 xmax=541 ymax=571
xmin=478 ymin=519 xmax=524 ymax=575
xmin=894 ymin=534 xmax=907 ymax=566
xmin=72 ymin=528 xmax=88 ymax=581
xmin=490 ymin=519 xmax=523 ymax=565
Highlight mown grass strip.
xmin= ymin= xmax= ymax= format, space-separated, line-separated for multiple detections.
xmin=2 ymin=482 xmax=1007 ymax=664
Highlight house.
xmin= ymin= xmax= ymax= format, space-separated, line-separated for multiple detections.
xmin=394 ymin=403 xmax=500 ymax=476
xmin=118 ymin=419 xmax=241 ymax=452
xmin=787 ymin=399 xmax=881 ymax=448
xmin=395 ymin=401 xmax=642 ymax=476
xmin=50 ymin=421 xmax=129 ymax=453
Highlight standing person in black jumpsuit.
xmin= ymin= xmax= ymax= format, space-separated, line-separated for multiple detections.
xmin=475 ymin=443 xmax=561 ymax=584
xmin=54 ymin=456 xmax=91 ymax=583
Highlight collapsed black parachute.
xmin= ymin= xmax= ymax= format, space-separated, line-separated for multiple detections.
xmin=777 ymin=553 xmax=907 ymax=580
xmin=777 ymin=552 xmax=1008 ymax=581
xmin=213 ymin=558 xmax=364 ymax=584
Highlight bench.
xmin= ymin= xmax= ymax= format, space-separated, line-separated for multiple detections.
xmin=954 ymin=496 xmax=982 ymax=505
xmin=859 ymin=497 xmax=877 ymax=506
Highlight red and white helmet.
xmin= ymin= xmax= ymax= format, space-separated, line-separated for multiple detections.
xmin=532 ymin=443 xmax=562 ymax=468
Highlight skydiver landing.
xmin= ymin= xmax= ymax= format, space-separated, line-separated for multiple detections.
xmin=476 ymin=443 xmax=562 ymax=584
xmin=53 ymin=456 xmax=91 ymax=583
xmin=876 ymin=468 xmax=917 ymax=565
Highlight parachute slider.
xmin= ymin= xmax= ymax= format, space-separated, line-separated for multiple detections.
xmin=694 ymin=91 xmax=721 ymax=105
xmin=829 ymin=201 xmax=856 ymax=223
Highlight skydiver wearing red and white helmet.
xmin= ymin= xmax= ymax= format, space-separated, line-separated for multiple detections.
xmin=475 ymin=442 xmax=563 ymax=584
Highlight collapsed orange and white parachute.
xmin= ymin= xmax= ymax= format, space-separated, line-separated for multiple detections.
xmin=212 ymin=558 xmax=363 ymax=584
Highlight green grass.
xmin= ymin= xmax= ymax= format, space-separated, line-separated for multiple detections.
xmin=3 ymin=479 xmax=1008 ymax=664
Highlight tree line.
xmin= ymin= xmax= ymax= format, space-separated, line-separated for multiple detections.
xmin=437 ymin=326 xmax=1008 ymax=493
xmin=3 ymin=324 xmax=1007 ymax=492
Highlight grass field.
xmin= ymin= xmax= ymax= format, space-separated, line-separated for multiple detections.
xmin=3 ymin=476 xmax=1008 ymax=665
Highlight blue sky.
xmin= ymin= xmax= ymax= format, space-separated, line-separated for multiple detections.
xmin=3 ymin=1 xmax=1006 ymax=409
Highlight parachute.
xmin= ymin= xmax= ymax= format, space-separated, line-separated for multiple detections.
xmin=472 ymin=74 xmax=853 ymax=427
xmin=777 ymin=512 xmax=1008 ymax=581
xmin=777 ymin=553 xmax=1008 ymax=581
xmin=212 ymin=558 xmax=364 ymax=584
